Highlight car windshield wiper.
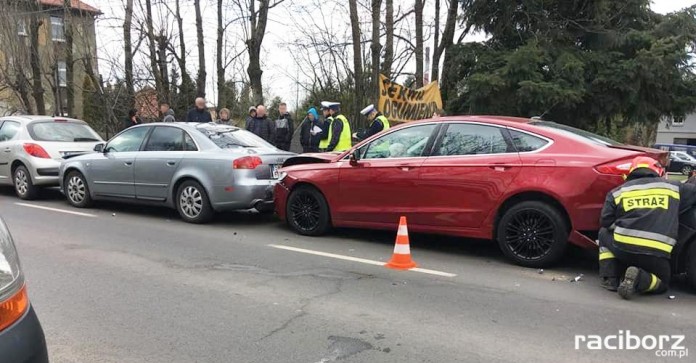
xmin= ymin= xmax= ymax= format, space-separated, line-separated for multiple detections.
xmin=74 ymin=137 xmax=100 ymax=142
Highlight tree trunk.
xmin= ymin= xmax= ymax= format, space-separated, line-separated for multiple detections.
xmin=194 ymin=0 xmax=206 ymax=97
xmin=29 ymin=14 xmax=45 ymax=114
xmin=173 ymin=0 xmax=195 ymax=114
xmin=371 ymin=0 xmax=382 ymax=104
xmin=63 ymin=0 xmax=74 ymax=116
xmin=123 ymin=0 xmax=134 ymax=108
xmin=247 ymin=0 xmax=272 ymax=105
xmin=145 ymin=0 xmax=164 ymax=101
xmin=432 ymin=0 xmax=457 ymax=82
xmin=414 ymin=0 xmax=425 ymax=88
xmin=381 ymin=0 xmax=394 ymax=77
xmin=433 ymin=0 xmax=439 ymax=81
xmin=349 ymin=0 xmax=363 ymax=123
xmin=157 ymin=34 xmax=170 ymax=103
xmin=217 ymin=0 xmax=225 ymax=108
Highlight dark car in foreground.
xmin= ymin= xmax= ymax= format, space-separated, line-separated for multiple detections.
xmin=275 ymin=116 xmax=667 ymax=267
xmin=60 ymin=123 xmax=293 ymax=223
xmin=0 ymin=216 xmax=48 ymax=363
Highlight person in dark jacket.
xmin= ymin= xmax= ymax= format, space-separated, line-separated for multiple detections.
xmin=273 ymin=102 xmax=295 ymax=151
xmin=245 ymin=106 xmax=257 ymax=129
xmin=246 ymin=104 xmax=275 ymax=143
xmin=354 ymin=104 xmax=390 ymax=141
xmin=598 ymin=156 xmax=696 ymax=299
xmin=299 ymin=107 xmax=321 ymax=153
xmin=185 ymin=97 xmax=213 ymax=123
xmin=122 ymin=108 xmax=141 ymax=131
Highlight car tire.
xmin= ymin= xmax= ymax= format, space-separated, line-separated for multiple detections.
xmin=64 ymin=171 xmax=93 ymax=208
xmin=13 ymin=165 xmax=38 ymax=200
xmin=286 ymin=185 xmax=331 ymax=236
xmin=496 ymin=201 xmax=569 ymax=268
xmin=687 ymin=243 xmax=696 ymax=291
xmin=682 ymin=165 xmax=693 ymax=176
xmin=176 ymin=180 xmax=214 ymax=224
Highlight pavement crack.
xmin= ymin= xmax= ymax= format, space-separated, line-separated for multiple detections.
xmin=257 ymin=279 xmax=345 ymax=342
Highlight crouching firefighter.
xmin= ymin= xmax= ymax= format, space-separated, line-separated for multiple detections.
xmin=598 ymin=156 xmax=696 ymax=299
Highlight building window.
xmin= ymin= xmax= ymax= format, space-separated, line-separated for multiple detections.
xmin=17 ymin=19 xmax=27 ymax=36
xmin=672 ymin=116 xmax=685 ymax=127
xmin=57 ymin=61 xmax=67 ymax=87
xmin=51 ymin=16 xmax=65 ymax=42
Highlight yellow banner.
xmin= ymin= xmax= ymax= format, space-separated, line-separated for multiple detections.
xmin=378 ymin=74 xmax=443 ymax=123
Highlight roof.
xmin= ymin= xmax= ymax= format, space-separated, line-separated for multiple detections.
xmin=39 ymin=0 xmax=101 ymax=15
xmin=0 ymin=115 xmax=85 ymax=124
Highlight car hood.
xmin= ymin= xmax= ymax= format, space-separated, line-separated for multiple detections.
xmin=282 ymin=152 xmax=342 ymax=167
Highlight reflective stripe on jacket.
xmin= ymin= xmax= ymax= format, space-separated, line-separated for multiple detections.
xmin=603 ymin=179 xmax=681 ymax=258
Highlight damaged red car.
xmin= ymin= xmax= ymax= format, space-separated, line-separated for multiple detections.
xmin=274 ymin=116 xmax=666 ymax=267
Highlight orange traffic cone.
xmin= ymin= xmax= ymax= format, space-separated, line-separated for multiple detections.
xmin=386 ymin=216 xmax=417 ymax=270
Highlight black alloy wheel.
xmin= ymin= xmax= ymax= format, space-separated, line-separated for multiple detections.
xmin=286 ymin=186 xmax=330 ymax=236
xmin=497 ymin=201 xmax=568 ymax=268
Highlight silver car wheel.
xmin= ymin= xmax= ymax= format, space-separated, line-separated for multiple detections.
xmin=67 ymin=176 xmax=86 ymax=203
xmin=14 ymin=169 xmax=28 ymax=196
xmin=179 ymin=186 xmax=203 ymax=219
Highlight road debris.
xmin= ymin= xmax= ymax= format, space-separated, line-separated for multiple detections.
xmin=538 ymin=269 xmax=544 ymax=274
xmin=668 ymin=295 xmax=676 ymax=300
xmin=571 ymin=274 xmax=584 ymax=283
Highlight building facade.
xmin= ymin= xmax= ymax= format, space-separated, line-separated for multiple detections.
xmin=0 ymin=0 xmax=100 ymax=119
xmin=655 ymin=114 xmax=696 ymax=146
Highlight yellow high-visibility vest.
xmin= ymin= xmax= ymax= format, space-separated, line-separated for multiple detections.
xmin=332 ymin=114 xmax=352 ymax=152
xmin=318 ymin=116 xmax=333 ymax=149
xmin=376 ymin=114 xmax=390 ymax=131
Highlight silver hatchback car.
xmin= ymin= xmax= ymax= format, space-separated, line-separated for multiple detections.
xmin=0 ymin=116 xmax=102 ymax=199
xmin=59 ymin=122 xmax=294 ymax=223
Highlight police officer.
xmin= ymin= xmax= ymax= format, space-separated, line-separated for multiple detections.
xmin=318 ymin=102 xmax=334 ymax=152
xmin=598 ymin=156 xmax=696 ymax=299
xmin=354 ymin=104 xmax=390 ymax=141
xmin=323 ymin=102 xmax=352 ymax=152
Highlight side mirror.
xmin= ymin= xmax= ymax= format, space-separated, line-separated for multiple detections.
xmin=94 ymin=143 xmax=105 ymax=153
xmin=349 ymin=150 xmax=361 ymax=166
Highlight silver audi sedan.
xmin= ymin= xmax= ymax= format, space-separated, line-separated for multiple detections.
xmin=0 ymin=116 xmax=102 ymax=199
xmin=59 ymin=122 xmax=294 ymax=223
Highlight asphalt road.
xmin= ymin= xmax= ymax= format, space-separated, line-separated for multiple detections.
xmin=2 ymin=188 xmax=696 ymax=363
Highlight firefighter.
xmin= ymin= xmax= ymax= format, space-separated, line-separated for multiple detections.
xmin=324 ymin=102 xmax=352 ymax=152
xmin=354 ymin=104 xmax=390 ymax=141
xmin=318 ymin=102 xmax=334 ymax=152
xmin=598 ymin=156 xmax=696 ymax=299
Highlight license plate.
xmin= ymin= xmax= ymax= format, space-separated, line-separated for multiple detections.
xmin=271 ymin=165 xmax=280 ymax=179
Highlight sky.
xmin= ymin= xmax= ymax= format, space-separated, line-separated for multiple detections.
xmin=91 ymin=0 xmax=696 ymax=111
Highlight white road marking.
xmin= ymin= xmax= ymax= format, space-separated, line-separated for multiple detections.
xmin=15 ymin=203 xmax=97 ymax=218
xmin=268 ymin=244 xmax=457 ymax=277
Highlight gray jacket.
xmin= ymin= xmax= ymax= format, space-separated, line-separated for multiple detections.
xmin=162 ymin=109 xmax=176 ymax=122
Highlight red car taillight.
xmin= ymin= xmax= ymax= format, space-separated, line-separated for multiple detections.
xmin=595 ymin=159 xmax=633 ymax=176
xmin=23 ymin=143 xmax=51 ymax=159
xmin=233 ymin=156 xmax=263 ymax=169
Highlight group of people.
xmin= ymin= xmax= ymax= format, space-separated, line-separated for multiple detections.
xmin=295 ymin=101 xmax=391 ymax=153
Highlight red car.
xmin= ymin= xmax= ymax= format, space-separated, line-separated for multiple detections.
xmin=275 ymin=116 xmax=667 ymax=267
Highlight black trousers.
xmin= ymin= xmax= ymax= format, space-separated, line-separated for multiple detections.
xmin=599 ymin=238 xmax=671 ymax=294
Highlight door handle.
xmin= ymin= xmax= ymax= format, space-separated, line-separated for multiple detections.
xmin=396 ymin=164 xmax=417 ymax=171
xmin=166 ymin=161 xmax=176 ymax=166
xmin=490 ymin=164 xmax=512 ymax=171
xmin=3 ymin=148 xmax=10 ymax=153
xmin=125 ymin=161 xmax=133 ymax=166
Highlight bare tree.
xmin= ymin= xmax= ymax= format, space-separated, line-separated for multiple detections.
xmin=123 ymin=0 xmax=134 ymax=107
xmin=29 ymin=9 xmax=45 ymax=114
xmin=414 ymin=0 xmax=425 ymax=87
xmin=63 ymin=0 xmax=75 ymax=115
xmin=432 ymin=0 xmax=458 ymax=82
xmin=348 ymin=0 xmax=363 ymax=119
xmin=370 ymin=0 xmax=382 ymax=103
xmin=217 ymin=0 xmax=225 ymax=108
xmin=194 ymin=0 xmax=206 ymax=97
xmin=381 ymin=0 xmax=394 ymax=77
xmin=143 ymin=0 xmax=164 ymax=101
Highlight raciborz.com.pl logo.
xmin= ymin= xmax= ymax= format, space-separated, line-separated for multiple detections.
xmin=575 ymin=331 xmax=688 ymax=358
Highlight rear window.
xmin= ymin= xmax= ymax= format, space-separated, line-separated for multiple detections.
xmin=198 ymin=127 xmax=275 ymax=149
xmin=509 ymin=130 xmax=549 ymax=152
xmin=28 ymin=121 xmax=101 ymax=142
xmin=530 ymin=121 xmax=621 ymax=146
